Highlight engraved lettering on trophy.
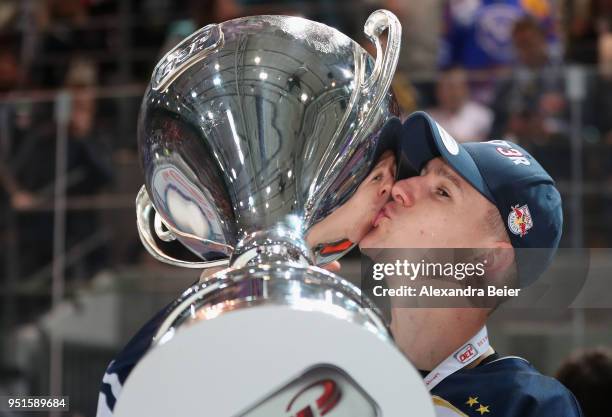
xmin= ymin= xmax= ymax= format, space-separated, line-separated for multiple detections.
xmin=152 ymin=24 xmax=224 ymax=91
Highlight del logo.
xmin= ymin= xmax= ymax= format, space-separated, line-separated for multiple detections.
xmin=508 ymin=204 xmax=533 ymax=237
xmin=455 ymin=344 xmax=477 ymax=364
xmin=286 ymin=379 xmax=341 ymax=417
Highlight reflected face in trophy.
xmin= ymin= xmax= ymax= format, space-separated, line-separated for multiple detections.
xmin=306 ymin=150 xmax=396 ymax=248
xmin=360 ymin=157 xmax=503 ymax=249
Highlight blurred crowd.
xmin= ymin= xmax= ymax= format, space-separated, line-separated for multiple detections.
xmin=0 ymin=0 xmax=611 ymax=309
xmin=0 ymin=2 xmax=612 ymax=416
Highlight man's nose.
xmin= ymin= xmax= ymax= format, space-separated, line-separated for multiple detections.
xmin=391 ymin=178 xmax=421 ymax=207
xmin=378 ymin=176 xmax=393 ymax=198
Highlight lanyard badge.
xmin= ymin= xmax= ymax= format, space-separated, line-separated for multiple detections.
xmin=424 ymin=326 xmax=490 ymax=390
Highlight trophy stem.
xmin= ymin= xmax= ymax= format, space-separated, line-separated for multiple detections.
xmin=230 ymin=224 xmax=313 ymax=268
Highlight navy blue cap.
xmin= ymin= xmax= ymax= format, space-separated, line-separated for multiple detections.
xmin=397 ymin=111 xmax=563 ymax=287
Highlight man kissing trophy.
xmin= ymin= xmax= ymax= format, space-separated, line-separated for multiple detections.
xmin=112 ymin=10 xmax=434 ymax=417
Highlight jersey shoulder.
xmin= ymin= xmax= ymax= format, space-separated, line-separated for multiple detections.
xmin=97 ymin=302 xmax=173 ymax=415
xmin=106 ymin=304 xmax=170 ymax=379
xmin=432 ymin=356 xmax=583 ymax=417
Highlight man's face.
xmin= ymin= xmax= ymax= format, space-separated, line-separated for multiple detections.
xmin=69 ymin=89 xmax=96 ymax=137
xmin=360 ymin=157 xmax=501 ymax=249
xmin=345 ymin=150 xmax=396 ymax=243
xmin=436 ymin=69 xmax=468 ymax=113
xmin=305 ymin=150 xmax=395 ymax=249
xmin=513 ymin=27 xmax=546 ymax=68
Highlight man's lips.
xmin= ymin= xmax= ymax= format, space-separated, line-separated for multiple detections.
xmin=373 ymin=205 xmax=391 ymax=227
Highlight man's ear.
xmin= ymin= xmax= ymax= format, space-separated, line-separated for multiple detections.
xmin=484 ymin=242 xmax=515 ymax=281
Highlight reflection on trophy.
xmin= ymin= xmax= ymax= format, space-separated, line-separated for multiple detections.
xmin=117 ymin=10 xmax=434 ymax=416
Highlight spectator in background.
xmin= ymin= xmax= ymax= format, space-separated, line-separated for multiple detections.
xmin=564 ymin=0 xmax=612 ymax=65
xmin=32 ymin=0 xmax=108 ymax=88
xmin=0 ymin=32 xmax=25 ymax=166
xmin=0 ymin=34 xmax=23 ymax=93
xmin=427 ymin=67 xmax=492 ymax=142
xmin=490 ymin=16 xmax=566 ymax=144
xmin=383 ymin=0 xmax=444 ymax=108
xmin=0 ymin=32 xmax=35 ymax=308
xmin=556 ymin=347 xmax=612 ymax=417
xmin=584 ymin=20 xmax=612 ymax=143
xmin=439 ymin=0 xmax=559 ymax=105
xmin=0 ymin=33 xmax=37 ymax=229
xmin=10 ymin=58 xmax=113 ymax=285
xmin=61 ymin=59 xmax=114 ymax=279
xmin=587 ymin=28 xmax=612 ymax=244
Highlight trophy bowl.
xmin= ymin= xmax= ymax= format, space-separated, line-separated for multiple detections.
xmin=136 ymin=10 xmax=401 ymax=268
xmin=119 ymin=10 xmax=436 ymax=417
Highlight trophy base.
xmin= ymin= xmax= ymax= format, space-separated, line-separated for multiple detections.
xmin=115 ymin=305 xmax=435 ymax=416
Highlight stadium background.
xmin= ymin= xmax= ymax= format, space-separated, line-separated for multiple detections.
xmin=0 ymin=0 xmax=611 ymax=416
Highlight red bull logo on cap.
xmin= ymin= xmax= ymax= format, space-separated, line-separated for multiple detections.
xmin=508 ymin=204 xmax=534 ymax=237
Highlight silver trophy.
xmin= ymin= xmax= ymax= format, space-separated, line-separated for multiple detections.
xmin=118 ymin=11 xmax=434 ymax=416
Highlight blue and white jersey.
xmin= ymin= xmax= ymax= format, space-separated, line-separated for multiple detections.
xmin=97 ymin=317 xmax=582 ymax=417
xmin=429 ymin=354 xmax=583 ymax=417
xmin=96 ymin=304 xmax=171 ymax=417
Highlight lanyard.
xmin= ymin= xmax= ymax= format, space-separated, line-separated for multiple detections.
xmin=423 ymin=326 xmax=490 ymax=391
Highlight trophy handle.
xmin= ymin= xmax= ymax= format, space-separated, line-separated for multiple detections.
xmin=136 ymin=185 xmax=230 ymax=269
xmin=361 ymin=9 xmax=401 ymax=107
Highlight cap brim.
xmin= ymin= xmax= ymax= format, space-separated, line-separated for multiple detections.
xmin=399 ymin=111 xmax=495 ymax=202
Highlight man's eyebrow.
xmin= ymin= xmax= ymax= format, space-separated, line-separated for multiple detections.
xmin=435 ymin=166 xmax=463 ymax=191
